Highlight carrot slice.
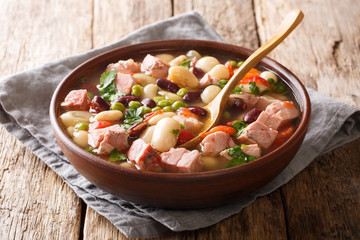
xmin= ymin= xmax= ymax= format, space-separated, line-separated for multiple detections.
xmin=177 ymin=107 xmax=199 ymax=119
xmin=89 ymin=120 xmax=113 ymax=130
xmin=199 ymin=125 xmax=236 ymax=140
xmin=225 ymin=61 xmax=235 ymax=78
xmin=144 ymin=109 xmax=164 ymax=122
xmin=276 ymin=123 xmax=295 ymax=139
xmin=241 ymin=68 xmax=260 ymax=80
xmin=239 ymin=75 xmax=271 ymax=87
xmin=283 ymin=101 xmax=295 ymax=108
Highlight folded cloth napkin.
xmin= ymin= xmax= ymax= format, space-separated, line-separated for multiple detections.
xmin=0 ymin=11 xmax=360 ymax=238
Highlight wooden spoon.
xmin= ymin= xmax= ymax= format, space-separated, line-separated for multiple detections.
xmin=181 ymin=9 xmax=304 ymax=148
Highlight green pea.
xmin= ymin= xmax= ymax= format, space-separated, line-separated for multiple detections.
xmin=131 ymin=85 xmax=142 ymax=97
xmin=177 ymin=88 xmax=188 ymax=97
xmin=153 ymin=96 xmax=165 ymax=103
xmin=151 ymin=106 xmax=162 ymax=112
xmin=222 ymin=111 xmax=231 ymax=119
xmin=74 ymin=122 xmax=89 ymax=131
xmin=158 ymin=100 xmax=172 ymax=108
xmin=163 ymin=106 xmax=174 ymax=112
xmin=128 ymin=101 xmax=141 ymax=109
xmin=141 ymin=106 xmax=151 ymax=115
xmin=229 ymin=60 xmax=237 ymax=67
xmin=237 ymin=61 xmax=244 ymax=68
xmin=110 ymin=102 xmax=125 ymax=112
xmin=172 ymin=101 xmax=188 ymax=110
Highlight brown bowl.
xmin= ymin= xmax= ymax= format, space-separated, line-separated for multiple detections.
xmin=50 ymin=39 xmax=311 ymax=209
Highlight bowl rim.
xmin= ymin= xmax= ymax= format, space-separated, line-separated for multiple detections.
xmin=49 ymin=39 xmax=311 ymax=181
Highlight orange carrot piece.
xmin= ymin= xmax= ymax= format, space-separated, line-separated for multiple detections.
xmin=239 ymin=75 xmax=271 ymax=87
xmin=241 ymin=68 xmax=260 ymax=80
xmin=177 ymin=107 xmax=199 ymax=119
xmin=199 ymin=125 xmax=236 ymax=140
xmin=283 ymin=101 xmax=295 ymax=108
xmin=144 ymin=110 xmax=164 ymax=122
xmin=276 ymin=123 xmax=295 ymax=139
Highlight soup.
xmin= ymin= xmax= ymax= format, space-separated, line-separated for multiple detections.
xmin=59 ymin=50 xmax=299 ymax=173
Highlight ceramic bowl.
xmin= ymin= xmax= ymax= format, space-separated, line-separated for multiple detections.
xmin=50 ymin=39 xmax=311 ymax=209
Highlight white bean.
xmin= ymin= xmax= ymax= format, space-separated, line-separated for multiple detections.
xmin=73 ymin=130 xmax=89 ymax=148
xmin=148 ymin=112 xmax=176 ymax=126
xmin=66 ymin=126 xmax=75 ymax=136
xmin=60 ymin=111 xmax=93 ymax=127
xmin=201 ymin=85 xmax=222 ymax=103
xmin=119 ymin=161 xmax=135 ymax=168
xmin=207 ymin=64 xmax=229 ymax=80
xmin=151 ymin=118 xmax=180 ymax=152
xmin=141 ymin=84 xmax=158 ymax=99
xmin=94 ymin=110 xmax=123 ymax=121
xmin=155 ymin=53 xmax=175 ymax=63
xmin=186 ymin=50 xmax=202 ymax=59
xmin=168 ymin=66 xmax=199 ymax=89
xmin=195 ymin=56 xmax=220 ymax=73
xmin=133 ymin=73 xmax=157 ymax=86
xmin=158 ymin=90 xmax=183 ymax=102
xmin=169 ymin=55 xmax=187 ymax=66
xmin=260 ymin=71 xmax=278 ymax=83
xmin=140 ymin=125 xmax=155 ymax=143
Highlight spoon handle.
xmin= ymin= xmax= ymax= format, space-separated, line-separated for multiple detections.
xmin=208 ymin=9 xmax=304 ymax=116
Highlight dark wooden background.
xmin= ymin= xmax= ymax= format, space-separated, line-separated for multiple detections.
xmin=0 ymin=0 xmax=359 ymax=239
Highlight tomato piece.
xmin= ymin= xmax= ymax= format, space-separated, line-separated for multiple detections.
xmin=239 ymin=75 xmax=271 ymax=87
xmin=89 ymin=120 xmax=113 ymax=130
xmin=177 ymin=129 xmax=195 ymax=145
xmin=199 ymin=125 xmax=236 ymax=140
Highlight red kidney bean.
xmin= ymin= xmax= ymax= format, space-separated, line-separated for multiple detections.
xmin=90 ymin=96 xmax=110 ymax=112
xmin=183 ymin=91 xmax=201 ymax=103
xmin=233 ymin=100 xmax=247 ymax=113
xmin=188 ymin=106 xmax=207 ymax=117
xmin=156 ymin=78 xmax=180 ymax=93
xmin=116 ymin=96 xmax=140 ymax=106
xmin=244 ymin=108 xmax=262 ymax=123
xmin=128 ymin=121 xmax=148 ymax=140
xmin=141 ymin=98 xmax=156 ymax=108
xmin=189 ymin=67 xmax=204 ymax=79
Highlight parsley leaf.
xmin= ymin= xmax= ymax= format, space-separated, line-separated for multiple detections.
xmin=225 ymin=145 xmax=257 ymax=168
xmin=98 ymin=70 xmax=119 ymax=101
xmin=180 ymin=124 xmax=185 ymax=129
xmin=179 ymin=59 xmax=192 ymax=69
xmin=120 ymin=109 xmax=143 ymax=130
xmin=170 ymin=129 xmax=180 ymax=137
xmin=232 ymin=86 xmax=243 ymax=94
xmin=232 ymin=120 xmax=247 ymax=137
xmin=216 ymin=79 xmax=228 ymax=88
xmin=109 ymin=149 xmax=127 ymax=162
xmin=85 ymin=147 xmax=96 ymax=155
xmin=249 ymin=82 xmax=260 ymax=96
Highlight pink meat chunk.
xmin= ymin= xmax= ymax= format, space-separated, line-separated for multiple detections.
xmin=219 ymin=149 xmax=232 ymax=160
xmin=114 ymin=73 xmax=137 ymax=95
xmin=128 ymin=139 xmax=161 ymax=170
xmin=256 ymin=96 xmax=281 ymax=110
xmin=106 ymin=59 xmax=139 ymax=74
xmin=141 ymin=54 xmax=170 ymax=78
xmin=257 ymin=101 xmax=299 ymax=130
xmin=228 ymin=93 xmax=259 ymax=109
xmin=237 ymin=121 xmax=278 ymax=149
xmin=199 ymin=74 xmax=221 ymax=88
xmin=160 ymin=148 xmax=202 ymax=173
xmin=61 ymin=89 xmax=90 ymax=111
xmin=201 ymin=131 xmax=235 ymax=156
xmin=89 ymin=125 xmax=129 ymax=155
xmin=173 ymin=115 xmax=203 ymax=133
xmin=241 ymin=144 xmax=261 ymax=158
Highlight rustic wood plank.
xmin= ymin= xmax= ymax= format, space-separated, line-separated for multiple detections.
xmin=0 ymin=0 xmax=93 ymax=239
xmin=254 ymin=0 xmax=360 ymax=239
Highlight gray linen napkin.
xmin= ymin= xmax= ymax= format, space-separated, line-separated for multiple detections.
xmin=0 ymin=11 xmax=359 ymax=238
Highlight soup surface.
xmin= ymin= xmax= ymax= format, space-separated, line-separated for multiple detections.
xmin=59 ymin=50 xmax=300 ymax=173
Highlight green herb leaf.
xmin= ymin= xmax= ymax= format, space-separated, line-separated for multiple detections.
xmin=85 ymin=147 xmax=96 ymax=155
xmin=267 ymin=78 xmax=275 ymax=85
xmin=232 ymin=86 xmax=243 ymax=94
xmin=180 ymin=123 xmax=185 ymax=129
xmin=179 ymin=59 xmax=192 ymax=69
xmin=225 ymin=145 xmax=257 ymax=168
xmin=216 ymin=79 xmax=228 ymax=89
xmin=98 ymin=70 xmax=120 ymax=101
xmin=121 ymin=109 xmax=143 ymax=130
xmin=232 ymin=120 xmax=247 ymax=138
xmin=170 ymin=129 xmax=180 ymax=137
xmin=100 ymin=70 xmax=116 ymax=88
xmin=249 ymin=82 xmax=260 ymax=96
xmin=109 ymin=149 xmax=127 ymax=162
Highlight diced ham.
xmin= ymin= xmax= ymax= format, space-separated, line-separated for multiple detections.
xmin=89 ymin=124 xmax=129 ymax=155
xmin=199 ymin=74 xmax=221 ymax=88
xmin=241 ymin=144 xmax=261 ymax=158
xmin=257 ymin=101 xmax=299 ymax=130
xmin=201 ymin=131 xmax=235 ymax=156
xmin=220 ymin=149 xmax=232 ymax=160
xmin=173 ymin=115 xmax=203 ymax=133
xmin=114 ymin=73 xmax=137 ymax=95
xmin=228 ymin=93 xmax=259 ymax=109
xmin=128 ymin=139 xmax=161 ymax=170
xmin=61 ymin=89 xmax=90 ymax=111
xmin=160 ymin=148 xmax=202 ymax=173
xmin=106 ymin=59 xmax=139 ymax=74
xmin=256 ymin=95 xmax=281 ymax=110
xmin=237 ymin=121 xmax=278 ymax=149
xmin=141 ymin=54 xmax=170 ymax=78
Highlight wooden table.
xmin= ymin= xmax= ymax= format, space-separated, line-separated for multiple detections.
xmin=1 ymin=0 xmax=359 ymax=239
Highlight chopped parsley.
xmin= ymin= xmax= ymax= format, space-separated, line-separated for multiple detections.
xmin=98 ymin=70 xmax=123 ymax=101
xmin=85 ymin=147 xmax=96 ymax=155
xmin=249 ymin=82 xmax=260 ymax=96
xmin=267 ymin=78 xmax=275 ymax=85
xmin=225 ymin=145 xmax=257 ymax=168
xmin=120 ymin=108 xmax=143 ymax=130
xmin=179 ymin=59 xmax=192 ymax=69
xmin=216 ymin=79 xmax=228 ymax=88
xmin=109 ymin=149 xmax=127 ymax=162
xmin=232 ymin=120 xmax=247 ymax=138
xmin=180 ymin=123 xmax=185 ymax=129
xmin=232 ymin=85 xmax=243 ymax=94
xmin=170 ymin=129 xmax=180 ymax=137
